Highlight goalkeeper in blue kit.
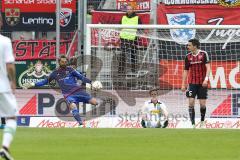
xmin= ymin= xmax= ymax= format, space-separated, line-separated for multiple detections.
xmin=23 ymin=55 xmax=98 ymax=126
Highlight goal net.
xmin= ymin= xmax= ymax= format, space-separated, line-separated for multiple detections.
xmin=85 ymin=24 xmax=240 ymax=128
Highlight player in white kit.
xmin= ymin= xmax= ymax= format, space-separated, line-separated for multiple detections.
xmin=141 ymin=89 xmax=169 ymax=128
xmin=0 ymin=13 xmax=17 ymax=160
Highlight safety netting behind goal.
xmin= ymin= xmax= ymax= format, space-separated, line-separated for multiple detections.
xmin=86 ymin=25 xmax=240 ymax=126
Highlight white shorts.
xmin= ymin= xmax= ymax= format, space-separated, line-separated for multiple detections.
xmin=0 ymin=93 xmax=17 ymax=117
xmin=145 ymin=121 xmax=161 ymax=128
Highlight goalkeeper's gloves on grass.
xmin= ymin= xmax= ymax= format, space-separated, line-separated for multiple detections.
xmin=22 ymin=82 xmax=35 ymax=89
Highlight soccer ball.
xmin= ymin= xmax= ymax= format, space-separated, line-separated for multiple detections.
xmin=92 ymin=81 xmax=103 ymax=90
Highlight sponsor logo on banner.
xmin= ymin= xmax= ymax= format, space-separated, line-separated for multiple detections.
xmin=167 ymin=13 xmax=196 ymax=44
xmin=18 ymin=88 xmax=118 ymax=117
xmin=5 ymin=8 xmax=20 ymax=26
xmin=35 ymin=119 xmax=100 ymax=128
xmin=163 ymin=0 xmax=218 ymax=5
xmin=1 ymin=0 xmax=76 ymax=13
xmin=158 ymin=5 xmax=240 ymax=49
xmin=203 ymin=17 xmax=240 ymax=49
xmin=28 ymin=117 xmax=240 ymax=128
xmin=159 ymin=60 xmax=240 ymax=89
xmin=1 ymin=1 xmax=76 ymax=31
xmin=117 ymin=0 xmax=151 ymax=10
xmin=18 ymin=60 xmax=52 ymax=88
xmin=211 ymin=93 xmax=240 ymax=117
xmin=60 ymin=8 xmax=72 ymax=27
xmin=2 ymin=0 xmax=74 ymax=5
xmin=17 ymin=116 xmax=30 ymax=126
xmin=13 ymin=40 xmax=76 ymax=60
xmin=115 ymin=120 xmax=142 ymax=128
xmin=22 ymin=17 xmax=54 ymax=26
xmin=218 ymin=0 xmax=240 ymax=7
xmin=30 ymin=117 xmax=101 ymax=128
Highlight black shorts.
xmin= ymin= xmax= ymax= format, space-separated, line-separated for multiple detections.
xmin=186 ymin=84 xmax=208 ymax=99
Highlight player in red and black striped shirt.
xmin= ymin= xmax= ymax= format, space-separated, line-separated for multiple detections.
xmin=181 ymin=39 xmax=211 ymax=128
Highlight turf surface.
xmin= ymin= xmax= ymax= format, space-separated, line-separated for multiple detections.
xmin=1 ymin=128 xmax=239 ymax=160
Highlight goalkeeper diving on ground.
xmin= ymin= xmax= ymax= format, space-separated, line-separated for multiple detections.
xmin=141 ymin=89 xmax=169 ymax=128
xmin=22 ymin=55 xmax=102 ymax=127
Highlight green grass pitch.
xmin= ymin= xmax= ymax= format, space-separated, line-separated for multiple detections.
xmin=2 ymin=128 xmax=240 ymax=160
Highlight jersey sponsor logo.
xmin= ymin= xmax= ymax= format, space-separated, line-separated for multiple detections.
xmin=5 ymin=8 xmax=20 ymax=26
xmin=190 ymin=61 xmax=203 ymax=64
xmin=60 ymin=8 xmax=72 ymax=27
xmin=167 ymin=13 xmax=196 ymax=44
xmin=150 ymin=110 xmax=161 ymax=114
xmin=217 ymin=0 xmax=240 ymax=7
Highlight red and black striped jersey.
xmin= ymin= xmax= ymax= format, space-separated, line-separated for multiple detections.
xmin=184 ymin=50 xmax=210 ymax=84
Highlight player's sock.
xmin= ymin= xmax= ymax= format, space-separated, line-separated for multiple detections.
xmin=0 ymin=118 xmax=6 ymax=129
xmin=141 ymin=120 xmax=146 ymax=128
xmin=1 ymin=118 xmax=6 ymax=125
xmin=188 ymin=106 xmax=195 ymax=125
xmin=200 ymin=106 xmax=206 ymax=121
xmin=2 ymin=119 xmax=17 ymax=149
xmin=71 ymin=108 xmax=83 ymax=125
xmin=162 ymin=120 xmax=169 ymax=128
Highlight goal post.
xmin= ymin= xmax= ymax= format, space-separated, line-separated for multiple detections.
xmin=85 ymin=24 xmax=240 ymax=128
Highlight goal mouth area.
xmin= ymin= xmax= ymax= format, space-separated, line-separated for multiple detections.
xmin=85 ymin=24 xmax=240 ymax=122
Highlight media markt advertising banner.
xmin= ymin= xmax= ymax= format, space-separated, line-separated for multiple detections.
xmin=16 ymin=60 xmax=56 ymax=88
xmin=1 ymin=0 xmax=76 ymax=31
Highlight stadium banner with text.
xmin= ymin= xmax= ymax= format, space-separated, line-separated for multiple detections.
xmin=13 ymin=40 xmax=76 ymax=60
xmin=159 ymin=60 xmax=240 ymax=89
xmin=1 ymin=0 xmax=76 ymax=31
xmin=91 ymin=10 xmax=150 ymax=47
xmin=1 ymin=0 xmax=76 ymax=12
xmin=116 ymin=0 xmax=151 ymax=10
xmin=162 ymin=0 xmax=218 ymax=5
xmin=157 ymin=4 xmax=240 ymax=48
xmin=27 ymin=117 xmax=240 ymax=128
xmin=157 ymin=4 xmax=240 ymax=25
xmin=15 ymin=60 xmax=56 ymax=88
xmin=2 ymin=12 xmax=76 ymax=31
xmin=161 ymin=0 xmax=240 ymax=7
xmin=15 ymin=89 xmax=239 ymax=119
